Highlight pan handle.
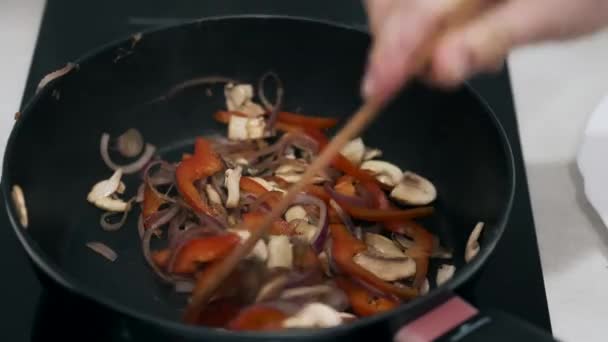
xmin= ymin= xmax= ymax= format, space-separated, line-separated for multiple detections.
xmin=394 ymin=296 xmax=558 ymax=342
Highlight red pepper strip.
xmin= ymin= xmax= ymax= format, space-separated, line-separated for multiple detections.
xmin=335 ymin=175 xmax=357 ymax=196
xmin=142 ymin=183 xmax=165 ymax=219
xmin=329 ymin=223 xmax=418 ymax=299
xmin=276 ymin=111 xmax=339 ymax=129
xmin=387 ymin=220 xmax=434 ymax=287
xmin=339 ymin=205 xmax=434 ymax=222
xmin=197 ymin=298 xmax=242 ymax=327
xmin=239 ymin=176 xmax=269 ymax=196
xmin=175 ymin=137 xmax=223 ymax=215
xmin=304 ymin=184 xmax=331 ymax=203
xmin=172 ymin=234 xmax=240 ymax=274
xmin=151 ymin=249 xmax=171 ymax=269
xmin=335 ymin=277 xmax=399 ymax=317
xmin=302 ymin=128 xmax=381 ymax=185
xmin=242 ymin=211 xmax=295 ymax=236
xmin=227 ymin=305 xmax=288 ymax=331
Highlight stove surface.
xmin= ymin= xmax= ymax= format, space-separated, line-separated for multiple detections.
xmin=2 ymin=1 xmax=551 ymax=341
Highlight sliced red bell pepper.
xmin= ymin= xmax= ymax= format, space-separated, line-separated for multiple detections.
xmin=239 ymin=176 xmax=269 ymax=196
xmin=329 ymin=223 xmax=418 ymax=299
xmin=304 ymin=184 xmax=331 ymax=203
xmin=276 ymin=111 xmax=338 ymax=129
xmin=175 ymin=137 xmax=223 ymax=215
xmin=227 ymin=305 xmax=287 ymax=331
xmin=335 ymin=175 xmax=357 ymax=196
xmin=172 ymin=234 xmax=240 ymax=274
xmin=335 ymin=277 xmax=399 ymax=317
xmin=197 ymin=298 xmax=242 ymax=328
xmin=242 ymin=211 xmax=295 ymax=236
xmin=339 ymin=205 xmax=434 ymax=222
xmin=142 ymin=183 xmax=165 ymax=219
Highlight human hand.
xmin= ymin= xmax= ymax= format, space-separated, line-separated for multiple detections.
xmin=362 ymin=0 xmax=608 ymax=104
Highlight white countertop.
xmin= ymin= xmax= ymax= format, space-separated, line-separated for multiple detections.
xmin=2 ymin=1 xmax=608 ymax=341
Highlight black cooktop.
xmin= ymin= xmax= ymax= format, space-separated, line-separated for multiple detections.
xmin=2 ymin=1 xmax=551 ymax=341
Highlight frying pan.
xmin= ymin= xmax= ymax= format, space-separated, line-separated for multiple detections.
xmin=2 ymin=16 xmax=555 ymax=341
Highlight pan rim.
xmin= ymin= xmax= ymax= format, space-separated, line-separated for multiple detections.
xmin=1 ymin=14 xmax=516 ymax=339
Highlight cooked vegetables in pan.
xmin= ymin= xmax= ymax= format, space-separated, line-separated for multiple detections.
xmin=85 ymin=73 xmax=484 ymax=330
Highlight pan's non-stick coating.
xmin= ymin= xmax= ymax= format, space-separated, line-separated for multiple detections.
xmin=3 ymin=17 xmax=514 ymax=341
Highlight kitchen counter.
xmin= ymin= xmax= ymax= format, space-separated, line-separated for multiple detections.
xmin=2 ymin=0 xmax=607 ymax=341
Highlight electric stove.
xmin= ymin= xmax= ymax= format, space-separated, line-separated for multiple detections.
xmin=1 ymin=1 xmax=551 ymax=340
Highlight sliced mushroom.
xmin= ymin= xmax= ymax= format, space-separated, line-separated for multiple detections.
xmin=360 ymin=160 xmax=403 ymax=187
xmin=420 ymin=278 xmax=430 ymax=295
xmin=276 ymin=163 xmax=307 ymax=175
xmin=284 ymin=205 xmax=308 ymax=223
xmin=224 ymin=83 xmax=265 ymax=116
xmin=340 ymin=138 xmax=365 ymax=165
xmin=228 ymin=116 xmax=267 ymax=140
xmin=267 ymin=235 xmax=293 ymax=269
xmin=363 ymin=148 xmax=382 ymax=161
xmin=205 ymin=184 xmax=222 ymax=205
xmin=229 ymin=229 xmax=268 ymax=261
xmin=393 ymin=234 xmax=452 ymax=259
xmin=364 ymin=233 xmax=406 ymax=258
xmin=292 ymin=221 xmax=319 ymax=244
xmin=87 ymin=169 xmax=129 ymax=211
xmin=282 ymin=303 xmax=343 ymax=328
xmin=11 ymin=185 xmax=28 ymax=228
xmin=436 ymin=264 xmax=456 ymax=286
xmin=465 ymin=222 xmax=484 ymax=263
xmin=390 ymin=171 xmax=436 ymax=205
xmin=338 ymin=312 xmax=357 ymax=322
xmin=87 ymin=169 xmax=123 ymax=202
xmin=224 ymin=166 xmax=242 ymax=208
xmin=352 ymin=252 xmax=415 ymax=281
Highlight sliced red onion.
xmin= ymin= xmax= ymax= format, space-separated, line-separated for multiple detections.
xmin=142 ymin=227 xmax=173 ymax=283
xmin=328 ymin=199 xmax=358 ymax=237
xmin=196 ymin=212 xmax=226 ymax=231
xmin=258 ymin=72 xmax=284 ymax=132
xmin=100 ymin=133 xmax=156 ymax=174
xmin=324 ymin=182 xmax=369 ymax=208
xmin=100 ymin=202 xmax=132 ymax=231
xmin=293 ymin=193 xmax=328 ymax=253
xmin=135 ymin=183 xmax=145 ymax=203
xmin=86 ymin=241 xmax=117 ymax=262
xmin=280 ymin=284 xmax=349 ymax=312
xmin=142 ymin=161 xmax=176 ymax=203
xmin=168 ymin=225 xmax=220 ymax=251
xmin=137 ymin=213 xmax=145 ymax=239
xmin=168 ymin=210 xmax=188 ymax=244
xmin=144 ymin=205 xmax=180 ymax=230
xmin=117 ymin=128 xmax=144 ymax=158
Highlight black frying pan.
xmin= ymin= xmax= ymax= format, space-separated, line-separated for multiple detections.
xmin=2 ymin=16 xmax=555 ymax=341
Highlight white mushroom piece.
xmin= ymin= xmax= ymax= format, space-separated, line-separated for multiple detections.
xmin=364 ymin=233 xmax=407 ymax=258
xmin=229 ymin=229 xmax=268 ymax=262
xmin=363 ymin=147 xmax=382 ymax=161
xmin=267 ymin=235 xmax=293 ymax=269
xmin=420 ymin=278 xmax=430 ymax=295
xmin=282 ymin=303 xmax=344 ymax=328
xmin=205 ymin=184 xmax=222 ymax=205
xmin=352 ymin=252 xmax=416 ymax=282
xmin=340 ymin=138 xmax=366 ymax=165
xmin=228 ymin=115 xmax=267 ymax=140
xmin=465 ymin=222 xmax=484 ymax=262
xmin=86 ymin=169 xmax=130 ymax=212
xmin=390 ymin=171 xmax=437 ymax=206
xmin=284 ymin=205 xmax=318 ymax=243
xmin=360 ymin=160 xmax=403 ymax=187
xmin=224 ymin=166 xmax=242 ymax=208
xmin=224 ymin=83 xmax=265 ymax=116
xmin=245 ymin=177 xmax=285 ymax=193
xmin=436 ymin=264 xmax=456 ymax=286
xmin=11 ymin=185 xmax=28 ymax=228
